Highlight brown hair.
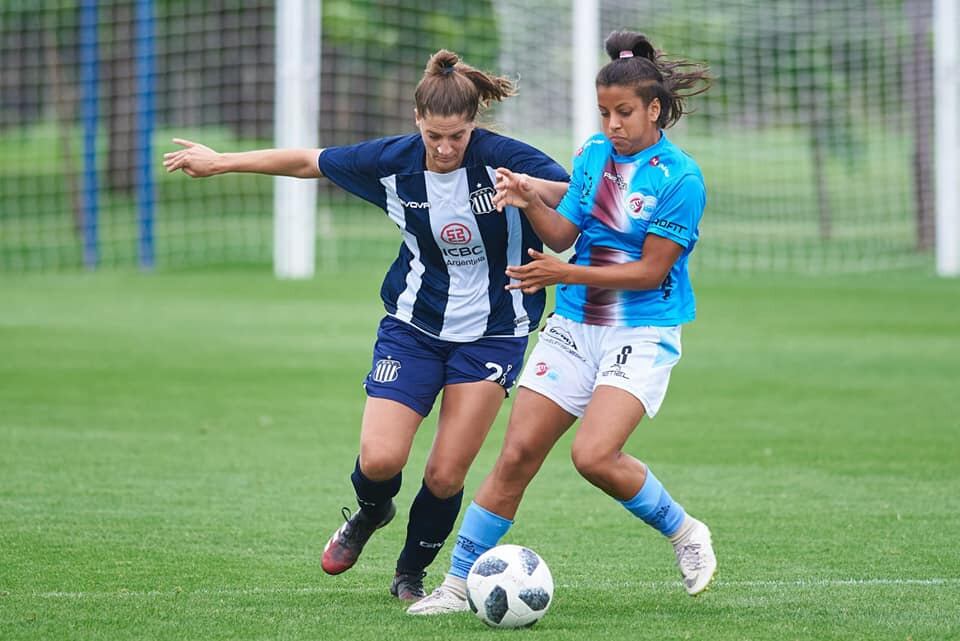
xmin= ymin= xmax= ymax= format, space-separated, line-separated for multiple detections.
xmin=414 ymin=49 xmax=516 ymax=121
xmin=597 ymin=31 xmax=711 ymax=129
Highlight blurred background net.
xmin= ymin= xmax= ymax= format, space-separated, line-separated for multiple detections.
xmin=0 ymin=0 xmax=939 ymax=273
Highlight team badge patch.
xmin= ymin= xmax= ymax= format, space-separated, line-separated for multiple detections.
xmin=626 ymin=192 xmax=657 ymax=221
xmin=372 ymin=358 xmax=401 ymax=383
xmin=470 ymin=186 xmax=496 ymax=215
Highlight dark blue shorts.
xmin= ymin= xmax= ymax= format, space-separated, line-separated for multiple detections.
xmin=364 ymin=316 xmax=528 ymax=417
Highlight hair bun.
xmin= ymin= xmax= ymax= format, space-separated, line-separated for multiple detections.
xmin=635 ymin=39 xmax=655 ymax=61
xmin=429 ymin=49 xmax=460 ymax=75
xmin=604 ymin=30 xmax=656 ymax=62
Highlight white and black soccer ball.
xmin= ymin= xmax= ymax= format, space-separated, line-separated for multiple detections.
xmin=466 ymin=544 xmax=554 ymax=628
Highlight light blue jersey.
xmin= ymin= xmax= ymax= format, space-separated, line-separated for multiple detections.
xmin=555 ymin=132 xmax=705 ymax=327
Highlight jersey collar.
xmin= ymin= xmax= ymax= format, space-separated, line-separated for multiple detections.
xmin=610 ymin=130 xmax=668 ymax=165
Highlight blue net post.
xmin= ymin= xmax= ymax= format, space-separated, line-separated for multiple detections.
xmin=135 ymin=0 xmax=156 ymax=270
xmin=79 ymin=0 xmax=99 ymax=270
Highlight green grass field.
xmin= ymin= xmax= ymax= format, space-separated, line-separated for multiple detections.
xmin=2 ymin=268 xmax=959 ymax=640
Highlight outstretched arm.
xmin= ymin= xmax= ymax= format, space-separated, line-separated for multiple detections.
xmin=163 ymin=138 xmax=323 ymax=179
xmin=492 ymin=168 xmax=579 ymax=253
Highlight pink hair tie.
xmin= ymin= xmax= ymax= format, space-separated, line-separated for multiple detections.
xmin=619 ymin=50 xmax=634 ymax=58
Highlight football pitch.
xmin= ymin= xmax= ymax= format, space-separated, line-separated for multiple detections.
xmin=1 ymin=267 xmax=958 ymax=640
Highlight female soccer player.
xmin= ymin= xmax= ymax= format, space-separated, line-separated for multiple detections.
xmin=408 ymin=31 xmax=715 ymax=615
xmin=163 ymin=50 xmax=569 ymax=602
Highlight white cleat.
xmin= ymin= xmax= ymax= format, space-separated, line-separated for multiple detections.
xmin=671 ymin=517 xmax=717 ymax=596
xmin=406 ymin=576 xmax=469 ymax=615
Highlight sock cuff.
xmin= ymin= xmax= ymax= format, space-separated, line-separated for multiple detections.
xmin=418 ymin=480 xmax=464 ymax=505
xmin=351 ymin=456 xmax=402 ymax=503
xmin=463 ymin=501 xmax=513 ymax=536
xmin=619 ymin=467 xmax=662 ymax=512
xmin=461 ymin=501 xmax=513 ymax=540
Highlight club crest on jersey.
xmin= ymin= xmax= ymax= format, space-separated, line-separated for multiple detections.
xmin=372 ymin=358 xmax=401 ymax=383
xmin=469 ymin=186 xmax=496 ymax=215
xmin=626 ymin=192 xmax=657 ymax=221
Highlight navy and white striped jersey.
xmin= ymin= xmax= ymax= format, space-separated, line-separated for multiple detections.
xmin=318 ymin=129 xmax=569 ymax=342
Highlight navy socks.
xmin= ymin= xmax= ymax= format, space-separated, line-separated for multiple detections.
xmin=397 ymin=481 xmax=463 ymax=573
xmin=350 ymin=457 xmax=401 ymax=523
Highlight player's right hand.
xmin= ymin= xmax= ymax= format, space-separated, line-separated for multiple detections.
xmin=493 ymin=167 xmax=535 ymax=211
xmin=163 ymin=138 xmax=221 ymax=177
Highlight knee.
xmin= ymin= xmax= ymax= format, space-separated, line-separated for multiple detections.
xmin=359 ymin=447 xmax=406 ymax=481
xmin=570 ymin=441 xmax=613 ymax=485
xmin=495 ymin=439 xmax=538 ymax=478
xmin=485 ymin=439 xmax=544 ymax=497
xmin=423 ymin=463 xmax=466 ymax=499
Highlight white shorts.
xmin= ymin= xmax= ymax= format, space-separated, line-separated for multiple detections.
xmin=517 ymin=314 xmax=682 ymax=418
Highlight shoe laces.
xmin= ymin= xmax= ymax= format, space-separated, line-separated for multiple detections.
xmin=676 ymin=541 xmax=706 ymax=573
xmin=338 ymin=506 xmax=371 ymax=543
xmin=398 ymin=570 xmax=427 ymax=582
xmin=396 ymin=571 xmax=427 ymax=591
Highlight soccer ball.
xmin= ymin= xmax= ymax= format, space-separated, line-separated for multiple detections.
xmin=466 ymin=544 xmax=554 ymax=628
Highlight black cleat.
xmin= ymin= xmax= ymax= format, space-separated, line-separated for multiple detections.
xmin=390 ymin=570 xmax=428 ymax=602
xmin=321 ymin=502 xmax=396 ymax=575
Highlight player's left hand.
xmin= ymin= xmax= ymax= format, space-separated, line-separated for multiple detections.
xmin=505 ymin=249 xmax=569 ymax=294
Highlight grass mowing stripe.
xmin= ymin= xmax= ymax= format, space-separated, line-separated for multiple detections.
xmin=27 ymin=577 xmax=960 ymax=600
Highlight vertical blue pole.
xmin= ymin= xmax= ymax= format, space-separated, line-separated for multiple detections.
xmin=135 ymin=0 xmax=156 ymax=270
xmin=79 ymin=0 xmax=99 ymax=269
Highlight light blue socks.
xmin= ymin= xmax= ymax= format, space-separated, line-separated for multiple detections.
xmin=448 ymin=501 xmax=513 ymax=579
xmin=618 ymin=467 xmax=686 ymax=536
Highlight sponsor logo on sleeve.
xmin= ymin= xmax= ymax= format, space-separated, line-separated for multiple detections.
xmin=650 ymin=218 xmax=687 ymax=234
